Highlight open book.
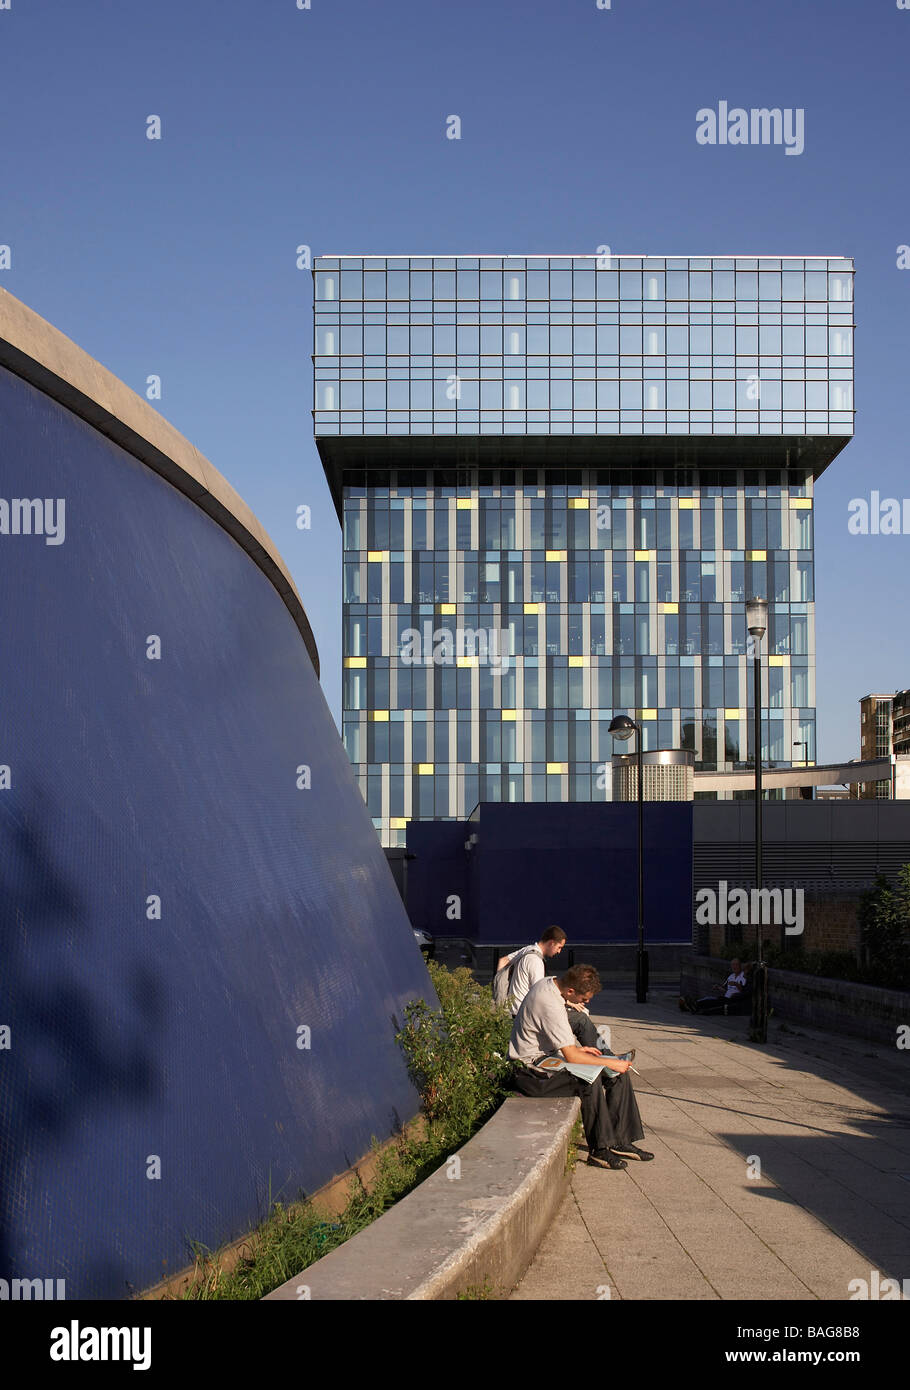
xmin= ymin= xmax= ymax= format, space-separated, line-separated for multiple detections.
xmin=537 ymin=1050 xmax=637 ymax=1084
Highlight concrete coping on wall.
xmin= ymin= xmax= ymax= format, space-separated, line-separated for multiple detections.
xmin=264 ymin=1095 xmax=580 ymax=1301
xmin=0 ymin=287 xmax=319 ymax=675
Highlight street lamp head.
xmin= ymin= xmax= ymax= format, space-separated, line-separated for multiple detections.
xmin=745 ymin=595 xmax=768 ymax=639
xmin=608 ymin=714 xmax=638 ymax=742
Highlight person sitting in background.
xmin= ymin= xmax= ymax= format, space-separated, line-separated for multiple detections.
xmin=681 ymin=958 xmax=750 ymax=1015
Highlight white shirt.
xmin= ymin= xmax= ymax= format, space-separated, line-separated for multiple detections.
xmin=505 ymin=944 xmax=545 ymax=1015
xmin=724 ymin=971 xmax=747 ymax=999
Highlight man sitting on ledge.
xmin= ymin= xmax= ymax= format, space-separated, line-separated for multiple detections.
xmin=509 ymin=964 xmax=653 ymax=1170
xmin=680 ymin=958 xmax=752 ymax=1015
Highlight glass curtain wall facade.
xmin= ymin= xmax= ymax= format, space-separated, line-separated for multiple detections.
xmin=314 ymin=255 xmax=854 ymax=847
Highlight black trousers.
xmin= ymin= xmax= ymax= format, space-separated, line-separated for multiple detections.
xmin=567 ymin=1009 xmax=600 ymax=1047
xmin=512 ymin=1064 xmax=644 ymax=1154
xmin=694 ymin=992 xmax=751 ymax=1015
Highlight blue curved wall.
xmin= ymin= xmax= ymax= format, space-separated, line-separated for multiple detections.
xmin=0 ymin=364 xmax=434 ymax=1299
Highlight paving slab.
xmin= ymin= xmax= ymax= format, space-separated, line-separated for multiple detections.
xmin=510 ymin=991 xmax=910 ymax=1301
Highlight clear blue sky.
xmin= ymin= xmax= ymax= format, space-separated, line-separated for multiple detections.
xmin=2 ymin=0 xmax=907 ymax=763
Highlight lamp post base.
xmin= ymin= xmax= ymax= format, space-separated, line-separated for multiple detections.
xmin=635 ymin=948 xmax=649 ymax=1005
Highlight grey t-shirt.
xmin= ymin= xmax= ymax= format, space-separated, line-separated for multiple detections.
xmin=509 ymin=977 xmax=576 ymax=1072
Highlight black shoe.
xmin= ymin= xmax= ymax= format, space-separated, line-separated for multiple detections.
xmin=588 ymin=1147 xmax=627 ymax=1170
xmin=610 ymin=1143 xmax=654 ymax=1162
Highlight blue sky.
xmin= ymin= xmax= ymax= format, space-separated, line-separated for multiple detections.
xmin=2 ymin=0 xmax=908 ymax=763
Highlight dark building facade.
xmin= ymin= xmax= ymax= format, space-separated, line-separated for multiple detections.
xmin=403 ymin=800 xmax=910 ymax=954
xmin=856 ymin=692 xmax=897 ymax=798
xmin=891 ymin=689 xmax=910 ymax=756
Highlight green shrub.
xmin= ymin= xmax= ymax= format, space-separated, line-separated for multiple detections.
xmin=396 ymin=959 xmax=513 ymax=1149
xmin=858 ymin=870 xmax=910 ymax=989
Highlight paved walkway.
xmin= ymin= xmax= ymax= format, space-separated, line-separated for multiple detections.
xmin=510 ymin=990 xmax=910 ymax=1300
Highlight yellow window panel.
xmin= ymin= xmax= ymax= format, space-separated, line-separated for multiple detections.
xmin=546 ymin=762 xmax=566 ymax=775
xmin=456 ymin=497 xmax=475 ymax=509
xmin=456 ymin=656 xmax=475 ymax=667
xmin=634 ymin=549 xmax=653 ymax=561
xmin=748 ymin=550 xmax=766 ymax=561
xmin=372 ymin=709 xmax=389 ymax=722
xmin=367 ymin=550 xmax=388 ymax=562
xmin=725 ymin=708 xmax=742 ymax=720
xmin=344 ymin=656 xmax=367 ymax=668
xmin=638 ymin=708 xmax=657 ymax=721
xmin=568 ymin=498 xmax=590 ymax=509
xmin=390 ymin=817 xmax=407 ymax=830
xmin=418 ymin=763 xmax=434 ymax=775
xmin=545 ymin=549 xmax=566 ymax=561
xmin=524 ymin=602 xmax=540 ymax=614
xmin=439 ymin=602 xmax=456 ymax=614
xmin=768 ymin=655 xmax=787 ymax=667
xmin=568 ymin=655 xmax=586 ymax=667
xmin=789 ymin=498 xmax=812 ymax=509
xmin=501 ymin=710 xmax=518 ymax=720
xmin=678 ymin=499 xmax=697 ymax=510
xmin=660 ymin=602 xmax=678 ymax=614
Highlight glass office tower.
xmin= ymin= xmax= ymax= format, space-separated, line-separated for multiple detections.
xmin=313 ymin=255 xmax=854 ymax=847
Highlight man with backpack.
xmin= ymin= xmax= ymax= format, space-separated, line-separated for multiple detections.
xmin=492 ymin=926 xmax=567 ymax=1016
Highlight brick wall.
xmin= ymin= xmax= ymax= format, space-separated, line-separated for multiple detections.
xmin=700 ymin=892 xmax=861 ymax=958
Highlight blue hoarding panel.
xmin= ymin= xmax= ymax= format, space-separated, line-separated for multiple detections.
xmin=408 ymin=802 xmax=693 ymax=944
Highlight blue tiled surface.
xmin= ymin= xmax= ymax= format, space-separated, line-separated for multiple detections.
xmin=0 ymin=366 xmax=434 ymax=1298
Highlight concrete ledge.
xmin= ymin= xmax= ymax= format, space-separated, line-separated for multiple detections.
xmin=264 ymin=1096 xmax=580 ymax=1300
xmin=682 ymin=955 xmax=909 ymax=1045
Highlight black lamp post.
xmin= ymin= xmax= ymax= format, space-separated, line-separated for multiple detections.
xmin=609 ymin=713 xmax=648 ymax=1004
xmin=746 ymin=596 xmax=769 ymax=1044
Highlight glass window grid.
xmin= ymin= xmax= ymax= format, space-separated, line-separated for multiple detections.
xmin=315 ymin=256 xmax=853 ymax=438
xmin=341 ymin=467 xmax=815 ymax=838
xmin=323 ymin=257 xmax=841 ymax=840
